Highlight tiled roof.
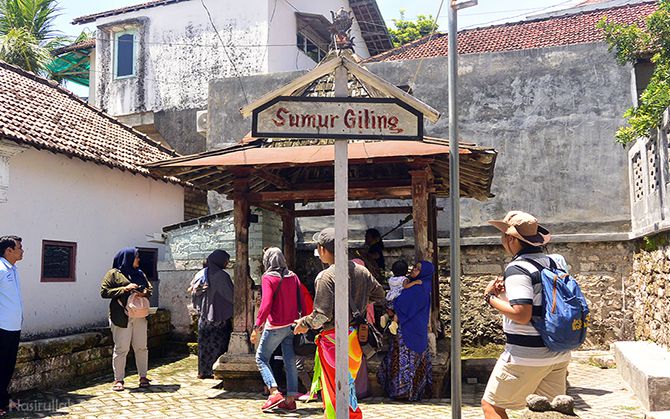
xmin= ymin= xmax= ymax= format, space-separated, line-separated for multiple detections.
xmin=0 ymin=61 xmax=181 ymax=182
xmin=52 ymin=39 xmax=96 ymax=55
xmin=72 ymin=0 xmax=189 ymax=24
xmin=368 ymin=1 xmax=657 ymax=62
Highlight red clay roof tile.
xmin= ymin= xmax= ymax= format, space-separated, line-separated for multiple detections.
xmin=368 ymin=2 xmax=657 ymax=62
xmin=0 ymin=61 xmax=180 ymax=182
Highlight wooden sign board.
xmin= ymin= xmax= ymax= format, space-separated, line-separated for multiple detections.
xmin=252 ymin=96 xmax=423 ymax=140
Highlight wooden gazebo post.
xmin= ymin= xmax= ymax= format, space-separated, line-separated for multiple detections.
xmin=282 ymin=202 xmax=296 ymax=269
xmin=411 ymin=167 xmax=431 ymax=260
xmin=228 ymin=173 xmax=253 ymax=354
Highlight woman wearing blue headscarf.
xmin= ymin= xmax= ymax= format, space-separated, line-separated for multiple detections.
xmin=100 ymin=247 xmax=152 ymax=391
xmin=377 ymin=260 xmax=434 ymax=401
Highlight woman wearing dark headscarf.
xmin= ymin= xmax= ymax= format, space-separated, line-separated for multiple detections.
xmin=100 ymin=247 xmax=152 ymax=391
xmin=250 ymin=247 xmax=302 ymax=413
xmin=192 ymin=249 xmax=234 ymax=379
xmin=377 ymin=260 xmax=434 ymax=401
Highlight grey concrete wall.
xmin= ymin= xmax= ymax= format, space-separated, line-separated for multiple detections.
xmin=154 ymin=109 xmax=207 ymax=155
xmin=207 ymin=42 xmax=633 ymax=236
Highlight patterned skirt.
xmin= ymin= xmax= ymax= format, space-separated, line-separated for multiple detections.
xmin=377 ymin=330 xmax=432 ymax=401
xmin=197 ymin=318 xmax=232 ymax=377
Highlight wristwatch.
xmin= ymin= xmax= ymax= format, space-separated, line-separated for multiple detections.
xmin=484 ymin=292 xmax=496 ymax=306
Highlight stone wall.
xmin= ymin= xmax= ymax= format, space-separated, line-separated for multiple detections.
xmin=296 ymin=240 xmax=634 ymax=349
xmin=159 ymin=209 xmax=281 ymax=339
xmin=629 ymin=232 xmax=670 ymax=350
xmin=10 ymin=309 xmax=172 ymax=393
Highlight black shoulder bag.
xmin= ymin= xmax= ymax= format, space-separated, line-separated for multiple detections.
xmin=293 ymin=280 xmax=318 ymax=356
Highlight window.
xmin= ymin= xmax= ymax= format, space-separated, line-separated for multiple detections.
xmin=41 ymin=240 xmax=76 ymax=282
xmin=114 ymin=31 xmax=136 ymax=78
xmin=297 ymin=32 xmax=327 ymax=63
xmin=137 ymin=247 xmax=158 ymax=281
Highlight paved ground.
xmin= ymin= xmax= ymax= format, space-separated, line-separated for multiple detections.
xmin=7 ymin=352 xmax=645 ymax=418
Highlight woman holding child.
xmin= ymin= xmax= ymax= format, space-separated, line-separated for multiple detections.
xmin=377 ymin=260 xmax=434 ymax=401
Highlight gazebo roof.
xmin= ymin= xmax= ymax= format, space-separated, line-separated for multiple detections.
xmin=146 ymin=137 xmax=497 ymax=202
xmin=146 ymin=50 xmax=497 ymax=203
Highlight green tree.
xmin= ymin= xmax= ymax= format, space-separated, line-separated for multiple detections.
xmin=0 ymin=0 xmax=65 ymax=73
xmin=388 ymin=10 xmax=439 ymax=48
xmin=598 ymin=1 xmax=670 ymax=145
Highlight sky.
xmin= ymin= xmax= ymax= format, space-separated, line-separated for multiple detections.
xmin=53 ymin=0 xmax=585 ymax=37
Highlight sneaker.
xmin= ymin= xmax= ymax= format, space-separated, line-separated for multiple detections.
xmin=261 ymin=392 xmax=285 ymax=412
xmin=277 ymin=399 xmax=297 ymax=411
xmin=297 ymin=393 xmax=315 ymax=403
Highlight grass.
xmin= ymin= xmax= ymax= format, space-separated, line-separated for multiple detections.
xmin=462 ymin=343 xmax=504 ymax=359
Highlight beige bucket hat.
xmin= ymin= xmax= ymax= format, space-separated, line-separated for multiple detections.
xmin=489 ymin=210 xmax=551 ymax=247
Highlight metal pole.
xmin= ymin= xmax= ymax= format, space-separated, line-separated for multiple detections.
xmin=333 ymin=64 xmax=349 ymax=419
xmin=448 ymin=2 xmax=462 ymax=418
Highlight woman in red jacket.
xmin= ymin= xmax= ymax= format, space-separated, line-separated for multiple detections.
xmin=250 ymin=247 xmax=302 ymax=413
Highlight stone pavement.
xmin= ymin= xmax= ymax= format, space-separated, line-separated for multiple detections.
xmin=6 ymin=352 xmax=645 ymax=419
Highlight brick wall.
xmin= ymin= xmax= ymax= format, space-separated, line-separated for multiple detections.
xmin=183 ymin=188 xmax=209 ymax=220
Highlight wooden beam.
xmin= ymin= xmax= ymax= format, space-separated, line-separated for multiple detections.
xmin=254 ymin=169 xmax=292 ymax=190
xmin=292 ymin=179 xmax=411 ymax=191
xmin=246 ymin=186 xmax=425 ymax=203
xmin=294 ymin=205 xmax=439 ymax=217
xmin=282 ymin=202 xmax=296 ymax=270
xmin=342 ymin=56 xmax=441 ymax=123
xmin=240 ymin=56 xmax=343 ymax=117
xmin=254 ymin=202 xmax=291 ymax=218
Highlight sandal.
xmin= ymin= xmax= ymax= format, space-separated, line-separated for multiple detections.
xmin=112 ymin=380 xmax=124 ymax=391
xmin=139 ymin=377 xmax=151 ymax=388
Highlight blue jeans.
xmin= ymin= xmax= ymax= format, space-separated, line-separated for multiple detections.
xmin=255 ymin=325 xmax=298 ymax=396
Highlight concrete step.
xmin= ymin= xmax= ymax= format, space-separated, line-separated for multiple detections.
xmin=612 ymin=341 xmax=670 ymax=412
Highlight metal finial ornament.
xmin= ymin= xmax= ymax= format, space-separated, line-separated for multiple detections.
xmin=329 ymin=8 xmax=355 ymax=50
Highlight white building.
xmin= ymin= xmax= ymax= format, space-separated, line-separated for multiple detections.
xmin=65 ymin=0 xmax=391 ymax=154
xmin=0 ymin=61 xmax=185 ymax=337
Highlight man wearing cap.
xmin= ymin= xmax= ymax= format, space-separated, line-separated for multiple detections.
xmin=293 ymin=227 xmax=384 ymax=419
xmin=481 ymin=211 xmax=572 ymax=419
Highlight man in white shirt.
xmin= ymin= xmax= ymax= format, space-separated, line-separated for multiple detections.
xmin=481 ymin=212 xmax=571 ymax=419
xmin=0 ymin=235 xmax=24 ymax=416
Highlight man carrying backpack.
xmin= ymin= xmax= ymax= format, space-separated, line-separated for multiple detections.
xmin=481 ymin=211 xmax=585 ymax=419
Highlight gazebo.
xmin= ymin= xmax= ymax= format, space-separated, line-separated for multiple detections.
xmin=146 ymin=49 xmax=497 ymax=393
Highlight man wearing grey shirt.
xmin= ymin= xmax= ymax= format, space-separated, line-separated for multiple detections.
xmin=0 ymin=235 xmax=24 ymax=416
xmin=293 ymin=227 xmax=384 ymax=418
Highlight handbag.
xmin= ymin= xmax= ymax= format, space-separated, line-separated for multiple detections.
xmin=119 ymin=291 xmax=150 ymax=318
xmin=292 ymin=280 xmax=317 ymax=356
xmin=350 ymin=293 xmax=383 ymax=358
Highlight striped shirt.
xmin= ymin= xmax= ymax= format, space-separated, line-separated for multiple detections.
xmin=501 ymin=249 xmax=571 ymax=366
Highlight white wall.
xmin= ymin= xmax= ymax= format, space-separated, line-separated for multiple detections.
xmin=91 ymin=0 xmax=370 ymax=115
xmin=93 ymin=0 xmax=269 ymax=114
xmin=0 ymin=149 xmax=184 ymax=337
xmin=267 ymin=0 xmax=370 ymax=73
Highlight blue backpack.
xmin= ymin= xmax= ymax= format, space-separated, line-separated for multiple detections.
xmin=521 ymin=257 xmax=590 ymax=352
